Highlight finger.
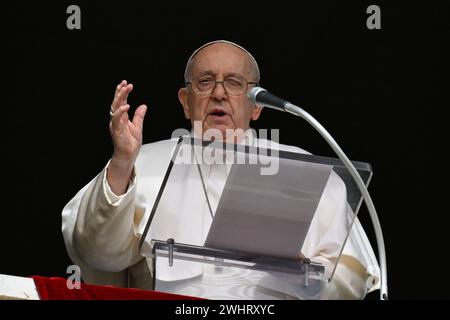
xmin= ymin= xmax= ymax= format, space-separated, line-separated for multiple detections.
xmin=113 ymin=84 xmax=133 ymax=113
xmin=110 ymin=104 xmax=130 ymax=134
xmin=111 ymin=81 xmax=127 ymax=112
xmin=121 ymin=83 xmax=134 ymax=106
xmin=115 ymin=80 xmax=127 ymax=95
xmin=132 ymin=104 xmax=147 ymax=131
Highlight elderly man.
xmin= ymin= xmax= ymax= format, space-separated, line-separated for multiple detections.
xmin=62 ymin=40 xmax=380 ymax=299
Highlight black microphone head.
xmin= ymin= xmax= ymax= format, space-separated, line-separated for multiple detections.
xmin=247 ymin=86 xmax=288 ymax=111
xmin=247 ymin=87 xmax=267 ymax=104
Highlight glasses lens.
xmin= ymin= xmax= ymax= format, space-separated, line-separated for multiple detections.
xmin=224 ymin=76 xmax=246 ymax=95
xmin=193 ymin=75 xmax=214 ymax=94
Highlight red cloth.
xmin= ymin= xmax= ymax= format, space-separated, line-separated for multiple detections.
xmin=31 ymin=276 xmax=202 ymax=300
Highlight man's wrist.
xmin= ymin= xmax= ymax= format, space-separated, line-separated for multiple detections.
xmin=103 ymin=162 xmax=136 ymax=205
xmin=109 ymin=155 xmax=134 ymax=177
xmin=107 ymin=155 xmax=135 ymax=195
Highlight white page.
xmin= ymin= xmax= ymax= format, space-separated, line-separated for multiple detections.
xmin=205 ymin=157 xmax=333 ymax=260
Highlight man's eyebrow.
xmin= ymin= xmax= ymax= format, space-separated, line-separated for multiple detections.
xmin=223 ymin=72 xmax=244 ymax=78
xmin=196 ymin=70 xmax=215 ymax=77
xmin=195 ymin=71 xmax=245 ymax=78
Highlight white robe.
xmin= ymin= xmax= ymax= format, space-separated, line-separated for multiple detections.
xmin=62 ymin=136 xmax=380 ymax=299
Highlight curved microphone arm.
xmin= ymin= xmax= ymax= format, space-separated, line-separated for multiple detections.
xmin=284 ymin=103 xmax=388 ymax=300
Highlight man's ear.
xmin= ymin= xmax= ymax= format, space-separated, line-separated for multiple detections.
xmin=251 ymin=105 xmax=263 ymax=121
xmin=178 ymin=87 xmax=191 ymax=119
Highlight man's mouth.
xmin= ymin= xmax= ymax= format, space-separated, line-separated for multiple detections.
xmin=208 ymin=108 xmax=229 ymax=118
xmin=210 ymin=111 xmax=226 ymax=116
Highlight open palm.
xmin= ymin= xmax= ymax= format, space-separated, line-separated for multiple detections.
xmin=109 ymin=80 xmax=147 ymax=163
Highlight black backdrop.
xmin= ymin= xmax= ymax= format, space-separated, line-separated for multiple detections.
xmin=7 ymin=1 xmax=448 ymax=299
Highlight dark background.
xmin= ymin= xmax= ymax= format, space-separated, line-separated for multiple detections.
xmin=6 ymin=1 xmax=448 ymax=299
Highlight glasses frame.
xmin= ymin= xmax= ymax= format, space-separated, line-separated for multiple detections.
xmin=185 ymin=75 xmax=258 ymax=96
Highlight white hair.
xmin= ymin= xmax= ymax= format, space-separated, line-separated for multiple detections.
xmin=183 ymin=40 xmax=260 ymax=83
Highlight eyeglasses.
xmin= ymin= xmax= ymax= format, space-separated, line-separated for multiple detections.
xmin=185 ymin=74 xmax=258 ymax=96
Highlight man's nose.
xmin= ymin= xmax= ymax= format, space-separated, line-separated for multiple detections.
xmin=211 ymin=81 xmax=227 ymax=100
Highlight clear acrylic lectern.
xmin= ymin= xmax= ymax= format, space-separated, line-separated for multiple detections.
xmin=139 ymin=136 xmax=372 ymax=299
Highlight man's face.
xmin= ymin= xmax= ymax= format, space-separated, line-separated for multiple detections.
xmin=178 ymin=43 xmax=262 ymax=140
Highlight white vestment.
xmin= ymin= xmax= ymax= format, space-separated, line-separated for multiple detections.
xmin=62 ymin=135 xmax=380 ymax=299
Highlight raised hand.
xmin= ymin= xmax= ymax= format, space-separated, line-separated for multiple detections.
xmin=107 ymin=80 xmax=147 ymax=195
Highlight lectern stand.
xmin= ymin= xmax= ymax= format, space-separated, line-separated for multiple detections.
xmin=149 ymin=239 xmax=324 ymax=300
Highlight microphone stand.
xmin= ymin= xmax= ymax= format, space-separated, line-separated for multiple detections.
xmin=283 ymin=102 xmax=388 ymax=300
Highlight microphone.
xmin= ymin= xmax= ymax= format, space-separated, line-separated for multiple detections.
xmin=247 ymin=87 xmax=291 ymax=112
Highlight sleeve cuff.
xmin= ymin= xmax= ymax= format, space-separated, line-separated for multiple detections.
xmin=103 ymin=160 xmax=136 ymax=206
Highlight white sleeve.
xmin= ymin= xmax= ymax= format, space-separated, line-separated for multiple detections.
xmin=72 ymin=162 xmax=143 ymax=273
xmin=103 ymin=160 xmax=137 ymax=206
